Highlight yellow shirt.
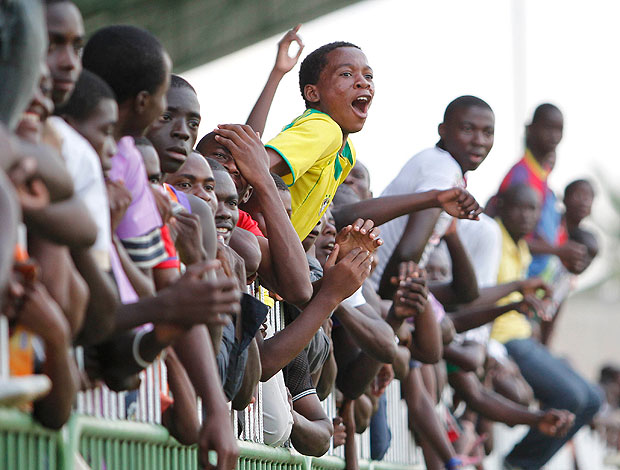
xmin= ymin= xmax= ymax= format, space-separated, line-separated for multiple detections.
xmin=266 ymin=109 xmax=355 ymax=240
xmin=490 ymin=220 xmax=533 ymax=344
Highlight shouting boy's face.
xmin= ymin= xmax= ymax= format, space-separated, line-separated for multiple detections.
xmin=307 ymin=47 xmax=374 ymax=135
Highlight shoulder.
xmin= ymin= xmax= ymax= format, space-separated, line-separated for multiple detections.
xmin=268 ymin=110 xmax=342 ymax=148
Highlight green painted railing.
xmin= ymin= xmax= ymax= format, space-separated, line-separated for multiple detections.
xmin=0 ymin=408 xmax=424 ymax=470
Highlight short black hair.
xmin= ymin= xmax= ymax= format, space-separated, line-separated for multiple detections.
xmin=498 ymin=183 xmax=536 ymax=208
xmin=600 ymin=365 xmax=620 ymax=383
xmin=55 ymin=70 xmax=115 ymax=120
xmin=531 ymin=103 xmax=561 ymax=124
xmin=565 ymin=179 xmax=594 ymax=199
xmin=82 ymin=25 xmax=166 ymax=104
xmin=299 ymin=41 xmax=360 ymax=108
xmin=170 ymin=74 xmax=196 ymax=94
xmin=196 ymin=132 xmax=216 ymax=154
xmin=443 ymin=95 xmax=493 ymax=122
xmin=205 ymin=157 xmax=226 ymax=173
xmin=271 ymin=173 xmax=289 ymax=192
xmin=134 ymin=136 xmax=153 ymax=147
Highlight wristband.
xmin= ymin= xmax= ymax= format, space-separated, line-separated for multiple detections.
xmin=445 ymin=457 xmax=462 ymax=470
xmin=132 ymin=328 xmax=152 ymax=369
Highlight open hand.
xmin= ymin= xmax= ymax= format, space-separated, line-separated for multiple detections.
xmin=518 ymin=277 xmax=552 ymax=299
xmin=321 ymin=245 xmax=373 ymax=301
xmin=274 ymin=24 xmax=304 ymax=74
xmin=391 ymin=261 xmax=427 ymax=319
xmin=214 ymin=124 xmax=270 ymax=187
xmin=335 ymin=218 xmax=381 ymax=261
xmin=436 ymin=188 xmax=483 ymax=220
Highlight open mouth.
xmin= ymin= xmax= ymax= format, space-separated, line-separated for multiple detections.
xmin=216 ymin=225 xmax=231 ymax=242
xmin=469 ymin=153 xmax=485 ymax=164
xmin=351 ymin=96 xmax=371 ymax=118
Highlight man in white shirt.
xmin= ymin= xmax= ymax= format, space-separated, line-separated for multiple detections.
xmin=372 ymin=95 xmax=495 ymax=300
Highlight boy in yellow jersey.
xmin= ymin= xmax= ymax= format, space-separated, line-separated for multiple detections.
xmin=265 ymin=41 xmax=374 ymax=240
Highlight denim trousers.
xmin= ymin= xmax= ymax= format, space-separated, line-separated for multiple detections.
xmin=504 ymin=338 xmax=602 ymax=469
xmin=370 ymin=393 xmax=392 ymax=460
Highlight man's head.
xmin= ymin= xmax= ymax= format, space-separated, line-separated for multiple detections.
xmin=56 ymin=70 xmax=118 ymax=171
xmin=438 ymin=95 xmax=495 ymax=173
xmin=196 ymin=132 xmax=250 ymax=201
xmin=564 ymin=179 xmax=594 ymax=227
xmin=135 ymin=137 xmax=162 ymax=187
xmin=332 ymin=181 xmax=361 ymax=209
xmin=526 ymin=103 xmax=563 ymax=162
xmin=299 ymin=42 xmax=373 ymax=135
xmin=498 ymin=184 xmax=540 ymax=241
xmin=314 ymin=209 xmax=337 ymax=266
xmin=82 ymin=25 xmax=171 ymax=138
xmin=45 ymin=0 xmax=84 ymax=106
xmin=16 ymin=63 xmax=54 ymax=143
xmin=207 ymin=158 xmax=239 ymax=245
xmin=343 ymin=160 xmax=372 ymax=200
xmin=165 ymin=151 xmax=217 ymax=215
xmin=147 ymin=75 xmax=200 ymax=174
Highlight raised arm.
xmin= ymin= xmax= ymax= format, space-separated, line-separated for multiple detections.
xmin=246 ymin=25 xmax=304 ymax=136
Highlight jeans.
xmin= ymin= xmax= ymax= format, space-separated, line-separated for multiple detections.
xmin=504 ymin=338 xmax=602 ymax=470
xmin=370 ymin=393 xmax=392 ymax=460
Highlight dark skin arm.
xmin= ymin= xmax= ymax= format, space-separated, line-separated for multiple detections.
xmin=464 ymin=277 xmax=551 ymax=308
xmin=290 ymin=393 xmax=334 ymax=457
xmin=231 ymin=336 xmax=261 ymax=410
xmin=214 ymin=124 xmax=312 ymax=305
xmin=332 ymin=188 xmax=482 ymax=230
xmin=228 ymin=228 xmax=261 ymax=280
xmin=379 ymin=208 xmax=441 ymax=299
xmin=448 ymin=301 xmax=522 ymax=334
xmin=442 ymin=341 xmax=486 ymax=373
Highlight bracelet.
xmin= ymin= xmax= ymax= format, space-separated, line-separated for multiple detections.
xmin=132 ymin=328 xmax=152 ymax=369
xmin=445 ymin=457 xmax=462 ymax=470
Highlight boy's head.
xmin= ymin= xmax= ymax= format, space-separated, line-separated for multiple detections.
xmin=146 ymin=74 xmax=200 ymax=174
xmin=526 ymin=103 xmax=563 ymax=161
xmin=16 ymin=62 xmax=54 ymax=144
xmin=564 ymin=179 xmax=594 ymax=227
xmin=438 ymin=95 xmax=494 ymax=173
xmin=207 ymin=158 xmax=238 ymax=245
xmin=344 ymin=160 xmax=372 ymax=200
xmin=135 ymin=137 xmax=162 ymax=186
xmin=196 ymin=132 xmax=250 ymax=202
xmin=314 ymin=209 xmax=337 ymax=266
xmin=426 ymin=243 xmax=451 ymax=283
xmin=498 ymin=184 xmax=540 ymax=241
xmin=568 ymin=227 xmax=598 ymax=273
xmin=165 ymin=151 xmax=217 ymax=215
xmin=82 ymin=25 xmax=171 ymax=138
xmin=45 ymin=0 xmax=84 ymax=106
xmin=57 ymin=70 xmax=118 ymax=171
xmin=299 ymin=42 xmax=373 ymax=135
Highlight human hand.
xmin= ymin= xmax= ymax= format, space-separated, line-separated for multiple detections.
xmin=436 ymin=188 xmax=483 ymax=220
xmin=7 ymin=157 xmax=49 ymax=212
xmin=106 ymin=180 xmax=132 ymax=231
xmin=514 ymin=294 xmax=551 ymax=320
xmin=518 ymin=277 xmax=552 ymax=299
xmin=321 ymin=245 xmax=373 ymax=302
xmin=274 ymin=24 xmax=304 ymax=74
xmin=198 ymin=407 xmax=239 ymax=470
xmin=171 ymin=211 xmax=207 ymax=266
xmin=390 ymin=261 xmax=427 ymax=320
xmin=213 ymin=124 xmax=270 ymax=186
xmin=335 ymin=218 xmax=381 ymax=262
xmin=537 ymin=409 xmax=575 ymax=437
xmin=163 ymin=260 xmax=240 ymax=326
xmin=371 ymin=364 xmax=394 ymax=397
xmin=556 ymin=240 xmax=588 ymax=273
xmin=332 ymin=416 xmax=346 ymax=448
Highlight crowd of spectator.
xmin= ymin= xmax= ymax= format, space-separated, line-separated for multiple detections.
xmin=0 ymin=1 xmax=606 ymax=469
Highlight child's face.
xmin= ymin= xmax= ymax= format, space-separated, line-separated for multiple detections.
xmin=213 ymin=170 xmax=239 ymax=245
xmin=72 ymin=98 xmax=118 ymax=172
xmin=308 ymin=47 xmax=374 ymax=135
xmin=165 ymin=152 xmax=217 ymax=215
xmin=565 ymin=183 xmax=593 ymax=224
xmin=439 ymin=105 xmax=495 ymax=173
xmin=315 ymin=210 xmax=336 ymax=266
xmin=426 ymin=256 xmax=449 ymax=282
xmin=501 ymin=188 xmax=540 ymax=240
xmin=147 ymin=85 xmax=201 ymax=174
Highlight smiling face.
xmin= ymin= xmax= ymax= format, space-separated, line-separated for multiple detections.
xmin=146 ymin=84 xmax=199 ymax=174
xmin=439 ymin=105 xmax=495 ymax=173
xmin=314 ymin=210 xmax=336 ymax=266
xmin=213 ymin=170 xmax=239 ymax=245
xmin=305 ymin=47 xmax=374 ymax=136
xmin=16 ymin=64 xmax=54 ymax=143
xmin=46 ymin=1 xmax=84 ymax=106
xmin=165 ymin=151 xmax=217 ymax=215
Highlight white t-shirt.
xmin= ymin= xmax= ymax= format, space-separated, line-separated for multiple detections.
xmin=371 ymin=146 xmax=465 ymax=290
xmin=341 ymin=286 xmax=366 ymax=308
xmin=49 ymin=117 xmax=110 ymax=269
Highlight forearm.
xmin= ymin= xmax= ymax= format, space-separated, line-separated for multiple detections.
xmin=465 ymin=282 xmax=523 ymax=308
xmin=449 ymin=302 xmax=519 ymax=333
xmin=164 ymin=350 xmax=200 ymax=445
xmin=290 ymin=411 xmax=332 ymax=457
xmin=527 ymin=237 xmax=558 ymax=256
xmin=332 ymin=191 xmax=440 ymax=230
xmin=254 ymin=181 xmax=312 ymax=305
xmin=245 ymin=69 xmax=284 ymax=137
xmin=260 ymin=291 xmax=339 ymax=380
xmin=442 ymin=231 xmax=479 ymax=305
xmin=443 ymin=343 xmax=484 ymax=372
xmin=24 ymin=196 xmax=97 ymax=248
xmin=315 ymin=349 xmax=337 ymax=401
xmin=410 ymin=303 xmax=442 ymax=363
xmin=342 ymin=401 xmax=359 ymax=470
xmin=393 ymin=345 xmax=411 ymax=381
xmin=336 ymin=352 xmax=383 ymax=400
xmin=232 ymin=337 xmax=261 ymax=410
xmin=334 ymin=303 xmax=395 ymax=363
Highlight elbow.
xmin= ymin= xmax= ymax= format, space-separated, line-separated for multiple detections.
xmin=412 ymin=344 xmax=443 ymax=365
xmin=375 ymin=340 xmax=397 ymax=364
xmin=293 ymin=420 xmax=333 ymax=457
xmin=281 ymin=280 xmax=313 ymax=307
xmin=461 ymin=285 xmax=480 ymax=304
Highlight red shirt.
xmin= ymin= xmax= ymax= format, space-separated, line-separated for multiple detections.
xmin=237 ymin=210 xmax=264 ymax=237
